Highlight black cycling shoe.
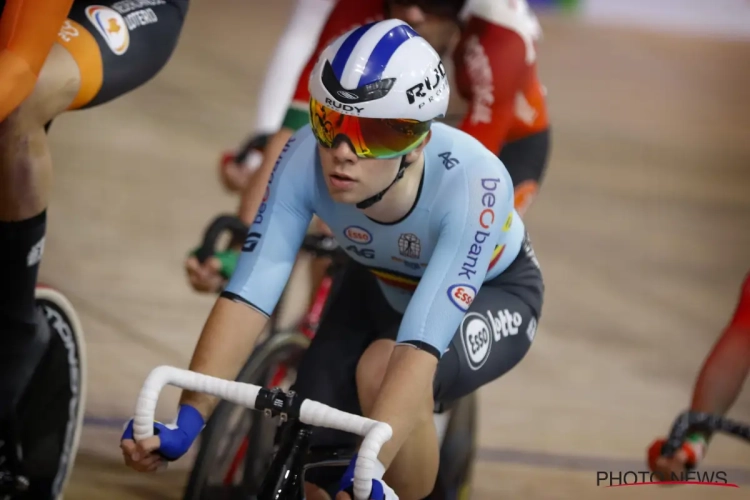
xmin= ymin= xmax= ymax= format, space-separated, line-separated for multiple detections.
xmin=0 ymin=417 xmax=30 ymax=499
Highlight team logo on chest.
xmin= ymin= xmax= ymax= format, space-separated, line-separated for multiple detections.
xmin=398 ymin=233 xmax=421 ymax=259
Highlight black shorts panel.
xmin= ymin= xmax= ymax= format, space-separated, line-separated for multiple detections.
xmin=292 ymin=238 xmax=544 ymax=484
xmin=66 ymin=0 xmax=188 ymax=109
xmin=499 ymin=128 xmax=551 ymax=188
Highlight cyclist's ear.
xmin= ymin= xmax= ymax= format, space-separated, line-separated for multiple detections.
xmin=405 ymin=130 xmax=432 ymax=163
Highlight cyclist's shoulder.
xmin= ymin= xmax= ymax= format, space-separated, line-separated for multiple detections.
xmin=427 ymin=123 xmax=508 ymax=174
xmin=426 ymin=123 xmax=513 ymax=197
xmin=460 ymin=0 xmax=542 ymax=63
xmin=275 ymin=127 xmax=319 ymax=172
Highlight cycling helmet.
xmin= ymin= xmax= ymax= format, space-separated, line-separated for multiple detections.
xmin=308 ymin=19 xmax=450 ymax=208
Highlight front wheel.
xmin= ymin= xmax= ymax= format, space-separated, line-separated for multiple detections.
xmin=182 ymin=331 xmax=310 ymax=500
xmin=430 ymin=392 xmax=478 ymax=500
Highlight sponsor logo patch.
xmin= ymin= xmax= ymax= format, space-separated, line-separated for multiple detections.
xmin=347 ymin=245 xmax=374 ymax=259
xmin=343 ymin=225 xmax=372 ymax=244
xmin=488 ymin=309 xmax=523 ymax=340
xmin=526 ymin=317 xmax=537 ymax=342
xmin=447 ymin=284 xmax=476 ymax=312
xmin=460 ymin=312 xmax=492 ymax=370
xmin=459 ymin=178 xmax=502 ymax=279
xmin=85 ymin=6 xmax=130 ymax=55
xmin=242 ymin=232 xmax=262 ymax=252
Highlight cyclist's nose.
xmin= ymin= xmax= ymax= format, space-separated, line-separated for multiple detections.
xmin=331 ymin=137 xmax=358 ymax=163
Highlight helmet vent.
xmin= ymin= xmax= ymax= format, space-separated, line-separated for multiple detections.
xmin=322 ymin=60 xmax=396 ymax=104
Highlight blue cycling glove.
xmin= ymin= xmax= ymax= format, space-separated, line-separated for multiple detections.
xmin=121 ymin=404 xmax=205 ymax=461
xmin=338 ymin=453 xmax=398 ymax=500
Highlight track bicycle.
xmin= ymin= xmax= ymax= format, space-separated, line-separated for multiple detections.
xmin=183 ymin=215 xmax=477 ymax=499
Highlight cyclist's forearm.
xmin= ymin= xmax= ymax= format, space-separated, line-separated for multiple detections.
xmin=238 ymin=127 xmax=295 ymax=224
xmin=179 ymin=297 xmax=268 ymax=418
xmin=689 ymin=326 xmax=750 ymax=437
xmin=368 ymin=346 xmax=438 ymax=467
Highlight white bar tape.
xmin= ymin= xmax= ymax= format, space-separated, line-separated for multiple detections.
xmin=353 ymin=424 xmax=393 ymax=500
xmin=132 ymin=366 xmax=261 ymax=440
xmin=299 ymin=400 xmax=394 ymax=499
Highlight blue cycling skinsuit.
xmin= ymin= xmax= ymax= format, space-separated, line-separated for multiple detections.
xmin=225 ymin=122 xmax=532 ymax=353
xmin=222 ymin=122 xmax=545 ymax=487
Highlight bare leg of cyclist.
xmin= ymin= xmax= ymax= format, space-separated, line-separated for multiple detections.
xmin=304 ymin=482 xmax=332 ymax=500
xmin=0 ymin=44 xmax=82 ymax=497
xmin=356 ymin=339 xmax=439 ymax=500
xmin=0 ymin=43 xmax=79 ymax=413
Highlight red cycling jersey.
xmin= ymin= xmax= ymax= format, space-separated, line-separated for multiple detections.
xmin=282 ymin=0 xmax=549 ymax=156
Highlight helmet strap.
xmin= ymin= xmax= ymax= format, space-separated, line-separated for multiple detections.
xmin=356 ymin=156 xmax=411 ymax=210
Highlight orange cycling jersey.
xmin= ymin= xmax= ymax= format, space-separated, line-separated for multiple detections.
xmin=283 ymin=0 xmax=549 ymax=156
xmin=0 ymin=0 xmax=76 ymax=121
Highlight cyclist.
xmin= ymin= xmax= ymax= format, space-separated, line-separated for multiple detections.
xmin=187 ymin=0 xmax=551 ymax=293
xmin=0 ymin=0 xmax=188 ymax=497
xmin=648 ymin=271 xmax=750 ymax=477
xmin=124 ymin=19 xmax=544 ymax=500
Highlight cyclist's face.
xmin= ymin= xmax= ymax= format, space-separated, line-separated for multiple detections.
xmin=387 ymin=3 xmax=459 ymax=54
xmin=317 ymin=140 xmax=402 ymax=205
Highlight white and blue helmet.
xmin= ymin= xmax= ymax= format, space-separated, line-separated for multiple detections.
xmin=308 ymin=19 xmax=450 ymax=122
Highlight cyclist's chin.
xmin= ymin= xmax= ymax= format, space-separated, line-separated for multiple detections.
xmin=325 ymin=183 xmax=364 ymax=204
xmin=328 ymin=189 xmax=364 ymax=205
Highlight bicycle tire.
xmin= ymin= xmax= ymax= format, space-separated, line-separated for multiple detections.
xmin=183 ymin=331 xmax=311 ymax=500
xmin=430 ymin=392 xmax=478 ymax=500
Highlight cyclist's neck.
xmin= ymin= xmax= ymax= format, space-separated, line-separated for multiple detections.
xmin=361 ymin=152 xmax=425 ymax=224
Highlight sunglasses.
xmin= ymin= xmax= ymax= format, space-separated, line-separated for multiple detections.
xmin=309 ymin=97 xmax=431 ymax=159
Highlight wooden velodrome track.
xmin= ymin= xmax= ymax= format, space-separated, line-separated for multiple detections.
xmin=36 ymin=1 xmax=750 ymax=498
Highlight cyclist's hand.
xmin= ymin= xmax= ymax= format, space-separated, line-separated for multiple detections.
xmin=337 ymin=454 xmax=398 ymax=500
xmin=185 ymin=255 xmax=225 ymax=293
xmin=218 ymin=134 xmax=269 ymax=193
xmin=185 ymin=246 xmax=241 ymax=293
xmin=647 ymin=436 xmax=706 ymax=481
xmin=312 ymin=215 xmax=334 ymax=237
xmin=335 ymin=479 xmax=396 ymax=500
xmin=218 ymin=150 xmax=256 ymax=193
xmin=120 ymin=405 xmax=205 ymax=472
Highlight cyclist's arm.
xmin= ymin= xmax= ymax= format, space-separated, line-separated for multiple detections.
xmin=454 ymin=15 xmax=532 ymax=154
xmin=181 ymin=133 xmax=315 ymax=417
xmin=238 ymin=31 xmax=321 ymax=224
xmin=252 ymin=0 xmax=334 ymax=135
xmin=239 ymin=127 xmax=295 ymax=223
xmin=0 ymin=0 xmax=74 ymax=121
xmin=370 ymin=162 xmax=515 ymax=466
xmin=179 ymin=298 xmax=269 ymax=417
xmin=688 ymin=273 xmax=750 ymax=440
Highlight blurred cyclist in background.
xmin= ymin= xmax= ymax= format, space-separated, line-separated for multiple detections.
xmin=218 ymin=0 xmax=336 ymax=192
xmin=648 ymin=271 xmax=750 ymax=476
xmin=187 ymin=0 xmax=551 ymax=293
xmin=0 ymin=0 xmax=188 ymax=497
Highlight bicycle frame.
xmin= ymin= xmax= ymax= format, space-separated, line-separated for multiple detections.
xmin=222 ymin=243 xmax=340 ymax=487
